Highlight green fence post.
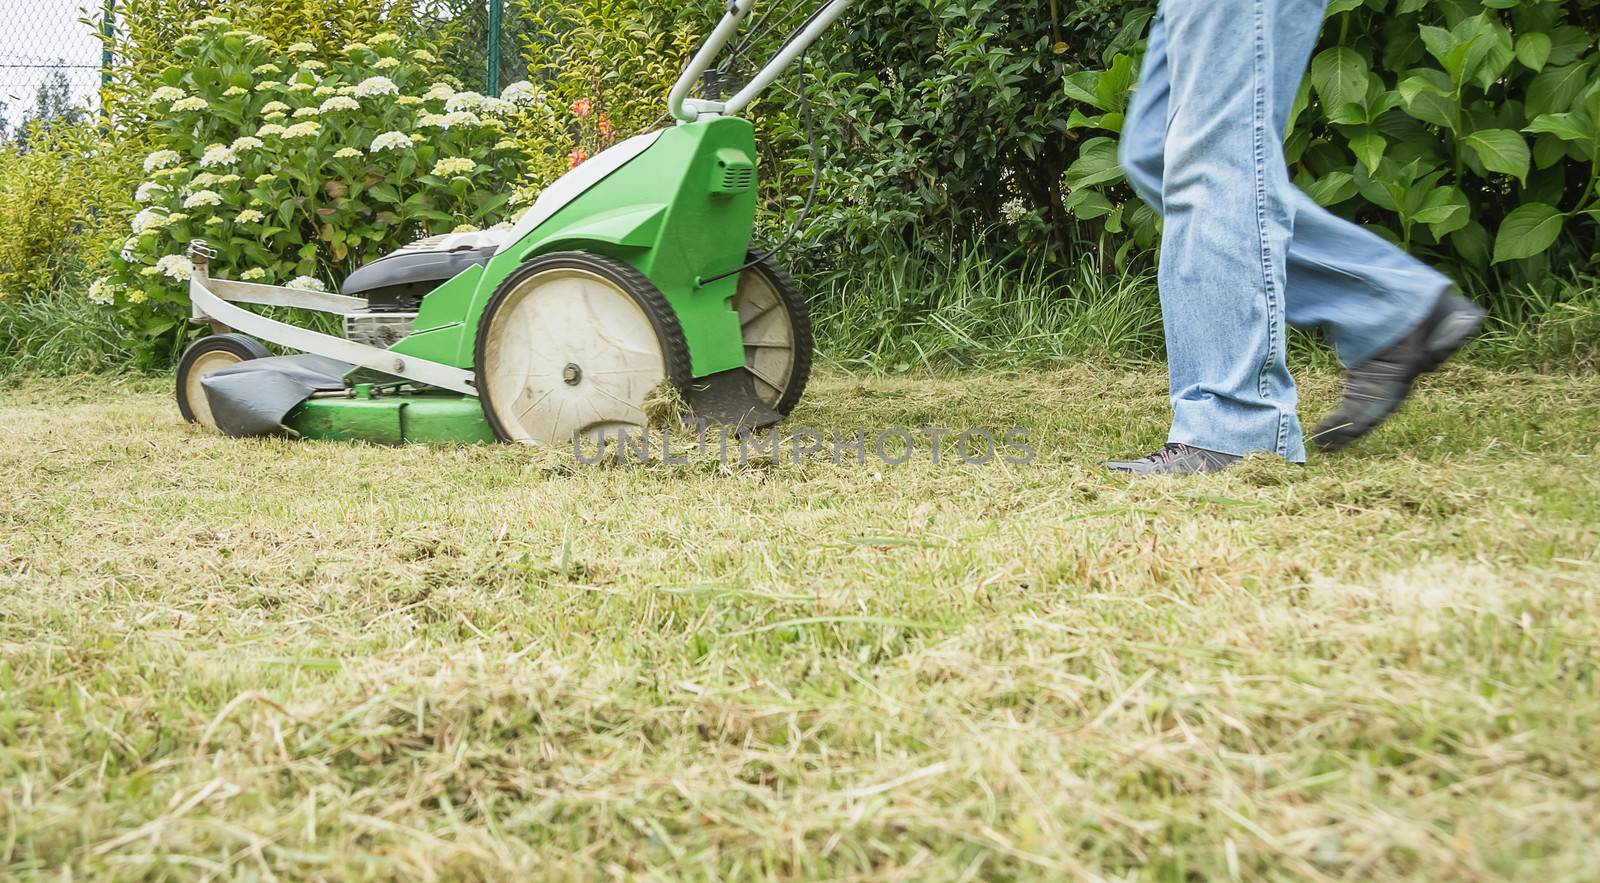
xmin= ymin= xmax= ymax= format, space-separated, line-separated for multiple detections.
xmin=100 ymin=0 xmax=115 ymax=110
xmin=486 ymin=0 xmax=503 ymax=96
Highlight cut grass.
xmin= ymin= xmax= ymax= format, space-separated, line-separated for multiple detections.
xmin=1 ymin=363 xmax=1598 ymax=880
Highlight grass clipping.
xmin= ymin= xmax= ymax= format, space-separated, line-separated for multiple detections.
xmin=642 ymin=380 xmax=691 ymax=430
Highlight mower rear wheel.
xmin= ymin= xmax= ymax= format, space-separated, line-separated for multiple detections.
xmin=733 ymin=253 xmax=813 ymax=415
xmin=176 ymin=333 xmax=271 ymax=431
xmin=475 ymin=251 xmax=691 ymax=446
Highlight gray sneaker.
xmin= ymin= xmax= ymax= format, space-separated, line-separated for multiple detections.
xmin=1313 ymin=290 xmax=1485 ymax=452
xmin=1105 ymin=443 xmax=1241 ymax=475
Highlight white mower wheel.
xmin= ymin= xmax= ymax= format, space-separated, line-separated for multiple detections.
xmin=734 ymin=253 xmax=813 ymax=416
xmin=175 ymin=333 xmax=271 ymax=431
xmin=474 ymin=252 xmax=691 ymax=446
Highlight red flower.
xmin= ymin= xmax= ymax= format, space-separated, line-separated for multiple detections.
xmin=597 ymin=113 xmax=615 ymax=138
xmin=570 ymin=97 xmax=593 ymax=119
xmin=568 ymin=148 xmax=589 ymax=169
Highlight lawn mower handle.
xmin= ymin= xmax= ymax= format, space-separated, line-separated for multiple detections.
xmin=669 ymin=0 xmax=854 ymax=123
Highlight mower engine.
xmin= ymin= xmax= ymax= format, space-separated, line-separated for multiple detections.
xmin=340 ymin=230 xmax=506 ymax=348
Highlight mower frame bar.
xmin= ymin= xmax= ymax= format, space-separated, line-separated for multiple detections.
xmin=668 ymin=0 xmax=853 ymax=122
xmin=185 ymin=245 xmax=477 ymax=395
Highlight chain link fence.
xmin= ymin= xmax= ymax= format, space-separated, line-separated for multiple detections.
xmin=0 ymin=1 xmax=111 ymax=138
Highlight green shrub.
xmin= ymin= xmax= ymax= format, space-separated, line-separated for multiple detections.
xmin=797 ymin=0 xmax=1600 ymax=297
xmin=94 ymin=16 xmax=543 ymax=362
xmin=0 ymin=123 xmax=141 ymax=299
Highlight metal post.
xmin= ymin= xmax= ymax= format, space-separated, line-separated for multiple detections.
xmin=486 ymin=0 xmax=503 ymax=96
xmin=100 ymin=0 xmax=115 ymax=116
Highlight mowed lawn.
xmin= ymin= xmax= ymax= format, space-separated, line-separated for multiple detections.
xmin=2 ymin=363 xmax=1598 ymax=881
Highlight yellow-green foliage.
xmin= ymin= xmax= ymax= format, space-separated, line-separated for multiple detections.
xmin=0 ymin=124 xmax=139 ymax=299
xmin=507 ymin=0 xmax=716 ymax=192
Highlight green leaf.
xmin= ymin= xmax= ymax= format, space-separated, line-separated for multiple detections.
xmin=1065 ymin=137 xmax=1125 ymax=189
xmin=1304 ymin=170 xmax=1358 ymax=207
xmin=1514 ymin=32 xmax=1552 ymax=72
xmin=1065 ymin=188 xmax=1115 ymax=220
xmin=1492 ymin=203 xmax=1565 ymax=263
xmin=1348 ymin=128 xmax=1387 ymax=173
xmin=1527 ymin=61 xmax=1596 ymax=117
xmin=1325 ymin=0 xmax=1364 ymax=15
xmin=1462 ymin=129 xmax=1531 ymax=183
xmin=1311 ymin=47 xmax=1373 ymax=114
xmin=1524 ymin=112 xmax=1593 ymax=144
xmin=1451 ymin=221 xmax=1492 ymax=268
xmin=1062 ymin=71 xmax=1103 ymax=110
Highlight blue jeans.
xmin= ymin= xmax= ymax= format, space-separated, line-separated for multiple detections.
xmin=1119 ymin=0 xmax=1450 ymax=462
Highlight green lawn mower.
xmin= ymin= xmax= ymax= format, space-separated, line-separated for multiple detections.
xmin=178 ymin=0 xmax=852 ymax=445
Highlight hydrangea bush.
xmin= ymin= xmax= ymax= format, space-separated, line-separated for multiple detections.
xmin=96 ymin=16 xmax=553 ymax=345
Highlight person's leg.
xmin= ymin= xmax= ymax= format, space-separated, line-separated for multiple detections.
xmin=1264 ymin=3 xmax=1445 ymax=366
xmin=1119 ymin=11 xmax=1168 ymax=211
xmin=1124 ymin=0 xmax=1446 ymax=368
xmin=1152 ymin=0 xmax=1303 ymax=462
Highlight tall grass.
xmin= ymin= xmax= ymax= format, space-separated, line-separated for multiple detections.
xmin=808 ymin=241 xmax=1165 ymax=371
xmin=0 ymin=282 xmax=142 ymax=377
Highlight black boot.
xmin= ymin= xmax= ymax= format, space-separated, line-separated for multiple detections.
xmin=1312 ymin=290 xmax=1485 ymax=452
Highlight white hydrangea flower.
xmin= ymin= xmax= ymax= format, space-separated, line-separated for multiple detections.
xmin=445 ymin=91 xmax=484 ymax=112
xmin=477 ymin=97 xmax=516 ymax=116
xmin=334 ymin=147 xmax=362 ymax=159
xmin=369 ymin=130 xmax=411 ymax=152
xmin=213 ymin=174 xmax=241 ymax=185
xmin=319 ymin=96 xmax=359 ymax=113
xmin=288 ymin=42 xmax=316 ymax=53
xmin=260 ymin=101 xmax=289 ymax=114
xmin=499 ymin=80 xmax=537 ymax=105
xmin=451 ymin=223 xmax=479 ymax=233
xmin=191 ymin=172 xmax=220 ymax=187
xmin=205 ymin=216 xmax=225 ymax=226
xmin=253 ymin=63 xmax=281 ymax=75
xmin=431 ymin=157 xmax=477 ymax=177
xmin=167 ymin=212 xmax=188 ymax=223
xmin=343 ymin=41 xmax=370 ymax=54
xmin=313 ymin=85 xmax=337 ymax=97
xmin=143 ymin=149 xmax=181 ymax=172
xmin=442 ymin=110 xmax=481 ymax=128
xmin=151 ymin=166 xmax=187 ymax=179
xmin=183 ymin=190 xmax=223 ymax=209
xmin=189 ymin=15 xmax=228 ymax=29
xmin=396 ymin=95 xmax=422 ymax=106
xmin=282 ymin=121 xmax=321 ymax=139
xmin=1000 ymin=198 xmax=1028 ymax=224
xmin=126 ymin=288 xmax=149 ymax=303
xmin=422 ymin=83 xmax=455 ymax=101
xmin=256 ymin=123 xmax=287 ymax=138
xmin=155 ymin=253 xmax=194 ymax=280
xmin=300 ymin=60 xmax=327 ymax=72
xmin=256 ymin=80 xmax=284 ymax=92
xmin=172 ymin=96 xmax=209 ymax=112
xmin=151 ymin=86 xmax=185 ymax=104
xmin=286 ymin=275 xmax=327 ymax=291
xmin=412 ymin=50 xmax=438 ymax=64
xmin=336 ymin=85 xmax=358 ymax=96
xmin=372 ymin=32 xmax=400 ymax=45
xmin=353 ymin=76 xmax=399 ymax=98
xmin=288 ymin=82 xmax=315 ymax=93
xmin=87 ymin=278 xmax=115 ymax=304
xmin=236 ymin=209 xmax=265 ymax=224
xmin=263 ymin=111 xmax=287 ymax=121
xmin=292 ymin=106 xmax=321 ymax=118
xmin=240 ymin=267 xmax=268 ymax=280
xmin=199 ymin=144 xmax=238 ymax=167
xmin=230 ymin=135 xmax=264 ymax=151
xmin=417 ymin=112 xmax=447 ymax=128
xmin=135 ymin=181 xmax=168 ymax=203
xmin=373 ymin=57 xmax=400 ymax=71
xmin=255 ymin=173 xmax=279 ymax=184
xmin=223 ymin=86 xmax=247 ymax=96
